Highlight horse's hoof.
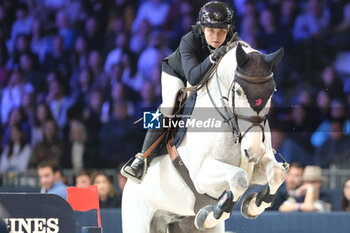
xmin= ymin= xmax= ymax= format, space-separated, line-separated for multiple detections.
xmin=240 ymin=193 xmax=258 ymax=219
xmin=194 ymin=205 xmax=215 ymax=231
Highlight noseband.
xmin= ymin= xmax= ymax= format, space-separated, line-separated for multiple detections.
xmin=206 ymin=68 xmax=273 ymax=144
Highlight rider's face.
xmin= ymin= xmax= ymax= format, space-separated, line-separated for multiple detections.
xmin=203 ymin=27 xmax=228 ymax=48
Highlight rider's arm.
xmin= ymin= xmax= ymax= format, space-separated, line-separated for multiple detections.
xmin=179 ymin=36 xmax=213 ymax=86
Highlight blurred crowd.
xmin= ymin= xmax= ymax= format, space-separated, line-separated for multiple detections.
xmin=0 ymin=0 xmax=350 ymax=178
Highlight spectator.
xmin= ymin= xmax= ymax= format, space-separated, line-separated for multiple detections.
xmin=3 ymin=107 xmax=31 ymax=147
xmin=19 ymin=52 xmax=45 ymax=93
xmin=30 ymin=119 xmax=63 ymax=169
xmin=1 ymin=70 xmax=33 ymax=124
xmin=270 ymin=162 xmax=305 ymax=210
xmin=88 ymin=50 xmax=109 ymax=92
xmin=271 ymin=121 xmax=310 ymax=165
xmin=92 ymin=171 xmax=121 ymax=208
xmin=314 ymin=118 xmax=350 ymax=168
xmin=319 ymin=66 xmax=345 ymax=100
xmin=83 ymin=17 xmax=104 ymax=51
xmin=280 ymin=165 xmax=331 ymax=212
xmin=98 ymin=100 xmax=141 ymax=168
xmin=341 ymin=178 xmax=350 ymax=211
xmin=131 ymin=0 xmax=169 ymax=32
xmin=84 ymin=89 xmax=103 ymax=146
xmin=0 ymin=40 xmax=9 ymax=88
xmin=279 ymin=0 xmax=298 ymax=32
xmin=70 ymin=35 xmax=88 ymax=74
xmin=257 ymin=8 xmax=291 ymax=53
xmin=62 ymin=120 xmax=96 ymax=170
xmin=104 ymin=32 xmax=128 ymax=74
xmin=30 ymin=18 xmax=50 ymax=64
xmin=129 ymin=19 xmax=151 ymax=55
xmin=8 ymin=3 xmax=33 ymax=52
xmin=71 ymin=67 xmax=94 ymax=107
xmin=43 ymin=35 xmax=71 ymax=77
xmin=37 ymin=161 xmax=67 ymax=199
xmin=31 ymin=103 xmax=54 ymax=147
xmin=0 ymin=124 xmax=31 ymax=172
xmin=293 ymin=0 xmax=330 ymax=41
xmin=55 ymin=10 xmax=75 ymax=50
xmin=75 ymin=170 xmax=92 ymax=188
xmin=46 ymin=77 xmax=72 ymax=129
xmin=311 ymin=99 xmax=350 ymax=147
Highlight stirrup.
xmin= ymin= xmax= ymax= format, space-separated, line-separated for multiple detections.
xmin=121 ymin=153 xmax=148 ymax=184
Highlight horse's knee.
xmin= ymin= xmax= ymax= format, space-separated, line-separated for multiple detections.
xmin=230 ymin=171 xmax=249 ymax=195
xmin=268 ymin=165 xmax=285 ymax=187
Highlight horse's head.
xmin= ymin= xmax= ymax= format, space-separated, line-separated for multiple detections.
xmin=217 ymin=43 xmax=284 ymax=164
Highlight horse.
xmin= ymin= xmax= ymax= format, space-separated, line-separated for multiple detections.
xmin=122 ymin=42 xmax=286 ymax=233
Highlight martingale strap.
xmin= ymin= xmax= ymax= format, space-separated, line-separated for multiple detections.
xmin=166 ymin=141 xmax=217 ymax=213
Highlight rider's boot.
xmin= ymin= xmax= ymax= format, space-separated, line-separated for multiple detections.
xmin=121 ymin=116 xmax=168 ymax=183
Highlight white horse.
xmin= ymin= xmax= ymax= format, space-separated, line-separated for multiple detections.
xmin=122 ymin=43 xmax=286 ymax=233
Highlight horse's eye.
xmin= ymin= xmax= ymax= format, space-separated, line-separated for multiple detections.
xmin=236 ymin=90 xmax=242 ymax=96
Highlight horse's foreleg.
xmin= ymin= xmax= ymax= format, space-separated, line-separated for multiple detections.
xmin=194 ymin=157 xmax=249 ymax=230
xmin=241 ymin=151 xmax=286 ymax=218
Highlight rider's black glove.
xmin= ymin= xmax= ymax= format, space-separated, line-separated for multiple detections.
xmin=211 ymin=45 xmax=228 ymax=62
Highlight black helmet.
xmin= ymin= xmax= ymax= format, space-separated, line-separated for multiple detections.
xmin=197 ymin=1 xmax=234 ymax=29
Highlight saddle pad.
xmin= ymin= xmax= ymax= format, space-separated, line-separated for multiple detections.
xmin=171 ymin=92 xmax=197 ymax=147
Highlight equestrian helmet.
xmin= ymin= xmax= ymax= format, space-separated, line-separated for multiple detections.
xmin=197 ymin=1 xmax=234 ymax=29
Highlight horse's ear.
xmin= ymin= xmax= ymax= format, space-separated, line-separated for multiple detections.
xmin=264 ymin=47 xmax=284 ymax=68
xmin=236 ymin=43 xmax=250 ymax=68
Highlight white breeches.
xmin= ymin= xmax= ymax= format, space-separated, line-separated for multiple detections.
xmin=160 ymin=71 xmax=185 ymax=117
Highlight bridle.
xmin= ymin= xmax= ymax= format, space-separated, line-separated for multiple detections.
xmin=206 ymin=66 xmax=274 ymax=145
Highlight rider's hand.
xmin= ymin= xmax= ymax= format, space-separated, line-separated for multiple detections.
xmin=211 ymin=45 xmax=228 ymax=62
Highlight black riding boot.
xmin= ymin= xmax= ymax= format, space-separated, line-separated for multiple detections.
xmin=122 ymin=118 xmax=167 ymax=183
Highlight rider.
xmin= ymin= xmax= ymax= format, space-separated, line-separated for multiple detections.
xmin=122 ymin=1 xmax=238 ymax=182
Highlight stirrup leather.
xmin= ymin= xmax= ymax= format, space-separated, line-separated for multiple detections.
xmin=121 ymin=153 xmax=148 ymax=184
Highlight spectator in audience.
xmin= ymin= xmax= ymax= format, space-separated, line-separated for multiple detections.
xmin=83 ymin=17 xmax=104 ymax=51
xmin=0 ymin=40 xmax=9 ymax=88
xmin=62 ymin=120 xmax=96 ymax=170
xmin=8 ymin=3 xmax=33 ymax=52
xmin=46 ymin=77 xmax=72 ymax=129
xmin=280 ymin=166 xmax=331 ymax=212
xmin=30 ymin=18 xmax=50 ymax=64
xmin=88 ymin=50 xmax=109 ymax=91
xmin=19 ymin=52 xmax=45 ymax=93
xmin=271 ymin=121 xmax=311 ymax=165
xmin=129 ymin=19 xmax=151 ymax=55
xmin=98 ymin=100 xmax=140 ymax=168
xmin=0 ymin=123 xmax=32 ymax=173
xmin=279 ymin=0 xmax=298 ymax=32
xmin=293 ymin=0 xmax=330 ymax=41
xmin=71 ymin=67 xmax=94 ymax=107
xmin=131 ymin=0 xmax=169 ymax=32
xmin=341 ymin=178 xmax=350 ymax=211
xmin=75 ymin=170 xmax=92 ymax=188
xmin=320 ymin=66 xmax=345 ymax=100
xmin=311 ymin=99 xmax=350 ymax=147
xmin=31 ymin=103 xmax=54 ymax=147
xmin=3 ymin=107 xmax=31 ymax=147
xmin=314 ymin=118 xmax=350 ymax=168
xmin=92 ymin=171 xmax=121 ymax=208
xmin=84 ymin=89 xmax=103 ymax=146
xmin=43 ymin=35 xmax=71 ymax=75
xmin=70 ymin=35 xmax=88 ymax=75
xmin=257 ymin=8 xmax=291 ymax=53
xmin=55 ymin=10 xmax=75 ymax=50
xmin=20 ymin=91 xmax=35 ymax=126
xmin=37 ymin=161 xmax=67 ymax=199
xmin=30 ymin=119 xmax=63 ymax=168
xmin=1 ymin=70 xmax=34 ymax=124
xmin=270 ymin=162 xmax=305 ymax=210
